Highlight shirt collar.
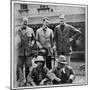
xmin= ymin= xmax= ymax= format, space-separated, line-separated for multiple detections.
xmin=59 ymin=22 xmax=66 ymax=26
xmin=57 ymin=66 xmax=66 ymax=73
xmin=61 ymin=67 xmax=66 ymax=74
xmin=42 ymin=27 xmax=48 ymax=32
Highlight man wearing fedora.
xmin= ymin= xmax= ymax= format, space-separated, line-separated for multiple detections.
xmin=27 ymin=56 xmax=50 ymax=86
xmin=47 ymin=55 xmax=75 ymax=84
xmin=53 ymin=14 xmax=81 ymax=65
xmin=36 ymin=17 xmax=54 ymax=70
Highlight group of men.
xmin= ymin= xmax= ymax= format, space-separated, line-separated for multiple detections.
xmin=15 ymin=14 xmax=81 ymax=86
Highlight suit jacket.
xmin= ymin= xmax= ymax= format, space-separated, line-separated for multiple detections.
xmin=51 ymin=65 xmax=75 ymax=83
xmin=54 ymin=23 xmax=81 ymax=55
xmin=17 ymin=26 xmax=35 ymax=56
xmin=36 ymin=27 xmax=54 ymax=56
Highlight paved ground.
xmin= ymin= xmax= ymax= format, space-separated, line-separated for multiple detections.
xmin=71 ymin=61 xmax=86 ymax=84
xmin=73 ymin=76 xmax=86 ymax=84
xmin=71 ymin=61 xmax=86 ymax=75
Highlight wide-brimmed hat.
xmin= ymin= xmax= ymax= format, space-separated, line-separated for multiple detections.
xmin=35 ymin=56 xmax=45 ymax=64
xmin=38 ymin=47 xmax=48 ymax=56
xmin=56 ymin=55 xmax=67 ymax=64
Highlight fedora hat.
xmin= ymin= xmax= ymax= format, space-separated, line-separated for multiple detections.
xmin=35 ymin=56 xmax=45 ymax=64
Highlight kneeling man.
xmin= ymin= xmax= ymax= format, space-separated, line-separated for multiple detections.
xmin=27 ymin=56 xmax=50 ymax=86
xmin=47 ymin=55 xmax=75 ymax=84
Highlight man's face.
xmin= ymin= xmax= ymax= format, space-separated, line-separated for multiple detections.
xmin=21 ymin=20 xmax=27 ymax=35
xmin=58 ymin=62 xmax=65 ymax=68
xmin=59 ymin=18 xmax=65 ymax=25
xmin=37 ymin=61 xmax=44 ymax=67
xmin=23 ymin=20 xmax=28 ymax=28
xmin=43 ymin=19 xmax=49 ymax=29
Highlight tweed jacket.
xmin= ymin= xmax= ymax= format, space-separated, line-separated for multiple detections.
xmin=17 ymin=26 xmax=35 ymax=56
xmin=54 ymin=23 xmax=81 ymax=55
xmin=36 ymin=27 xmax=54 ymax=56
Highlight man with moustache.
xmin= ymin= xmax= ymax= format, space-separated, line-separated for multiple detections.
xmin=27 ymin=56 xmax=50 ymax=86
xmin=47 ymin=55 xmax=75 ymax=84
xmin=16 ymin=17 xmax=35 ymax=86
xmin=53 ymin=14 xmax=81 ymax=65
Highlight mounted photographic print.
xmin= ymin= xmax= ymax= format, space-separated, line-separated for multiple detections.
xmin=11 ymin=0 xmax=88 ymax=89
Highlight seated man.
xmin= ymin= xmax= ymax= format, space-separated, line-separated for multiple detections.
xmin=27 ymin=56 xmax=51 ymax=86
xmin=47 ymin=55 xmax=75 ymax=84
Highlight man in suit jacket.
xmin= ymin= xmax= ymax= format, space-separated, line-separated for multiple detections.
xmin=36 ymin=17 xmax=54 ymax=70
xmin=16 ymin=17 xmax=35 ymax=85
xmin=53 ymin=14 xmax=81 ymax=65
xmin=47 ymin=55 xmax=75 ymax=84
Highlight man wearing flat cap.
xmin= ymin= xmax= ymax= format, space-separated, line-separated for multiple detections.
xmin=47 ymin=55 xmax=75 ymax=84
xmin=36 ymin=17 xmax=54 ymax=70
xmin=53 ymin=14 xmax=81 ymax=65
xmin=27 ymin=56 xmax=51 ymax=86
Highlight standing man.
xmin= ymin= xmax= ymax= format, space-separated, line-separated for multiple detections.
xmin=16 ymin=17 xmax=35 ymax=85
xmin=36 ymin=17 xmax=54 ymax=70
xmin=53 ymin=14 xmax=81 ymax=65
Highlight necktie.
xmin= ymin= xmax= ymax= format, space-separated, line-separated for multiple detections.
xmin=61 ymin=24 xmax=65 ymax=32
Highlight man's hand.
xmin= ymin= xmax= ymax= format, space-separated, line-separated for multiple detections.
xmin=50 ymin=48 xmax=53 ymax=54
xmin=53 ymin=46 xmax=56 ymax=51
xmin=31 ymin=81 xmax=36 ymax=86
xmin=40 ymin=80 xmax=44 ymax=85
xmin=69 ymin=38 xmax=73 ymax=42
xmin=30 ymin=41 xmax=35 ymax=47
xmin=37 ymin=42 xmax=43 ymax=49
xmin=55 ymin=77 xmax=61 ymax=82
xmin=67 ymin=79 xmax=73 ymax=83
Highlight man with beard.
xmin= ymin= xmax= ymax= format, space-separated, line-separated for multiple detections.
xmin=27 ymin=56 xmax=50 ymax=86
xmin=36 ymin=17 xmax=54 ymax=70
xmin=16 ymin=17 xmax=35 ymax=86
xmin=53 ymin=14 xmax=81 ymax=65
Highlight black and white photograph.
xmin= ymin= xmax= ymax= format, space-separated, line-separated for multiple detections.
xmin=11 ymin=0 xmax=88 ymax=89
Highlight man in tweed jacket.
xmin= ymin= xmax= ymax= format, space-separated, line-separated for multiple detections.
xmin=53 ymin=14 xmax=81 ymax=65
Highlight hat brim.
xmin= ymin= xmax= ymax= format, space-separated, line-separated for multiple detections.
xmin=35 ymin=60 xmax=45 ymax=64
xmin=59 ymin=62 xmax=67 ymax=64
xmin=56 ymin=60 xmax=67 ymax=64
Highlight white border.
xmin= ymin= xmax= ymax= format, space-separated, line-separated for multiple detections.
xmin=11 ymin=0 xmax=88 ymax=89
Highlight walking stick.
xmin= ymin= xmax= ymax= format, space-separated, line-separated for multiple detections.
xmin=23 ymin=49 xmax=26 ymax=84
xmin=51 ymin=49 xmax=56 ymax=69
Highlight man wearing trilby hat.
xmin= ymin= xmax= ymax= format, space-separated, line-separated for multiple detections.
xmin=47 ymin=55 xmax=75 ymax=84
xmin=53 ymin=14 xmax=81 ymax=65
xmin=27 ymin=56 xmax=50 ymax=86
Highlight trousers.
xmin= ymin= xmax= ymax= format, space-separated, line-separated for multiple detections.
xmin=17 ymin=56 xmax=32 ymax=81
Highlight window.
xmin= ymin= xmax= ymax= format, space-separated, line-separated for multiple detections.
xmin=19 ymin=4 xmax=29 ymax=14
xmin=20 ymin=4 xmax=28 ymax=10
xmin=40 ymin=5 xmax=48 ymax=9
xmin=37 ymin=5 xmax=50 ymax=13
